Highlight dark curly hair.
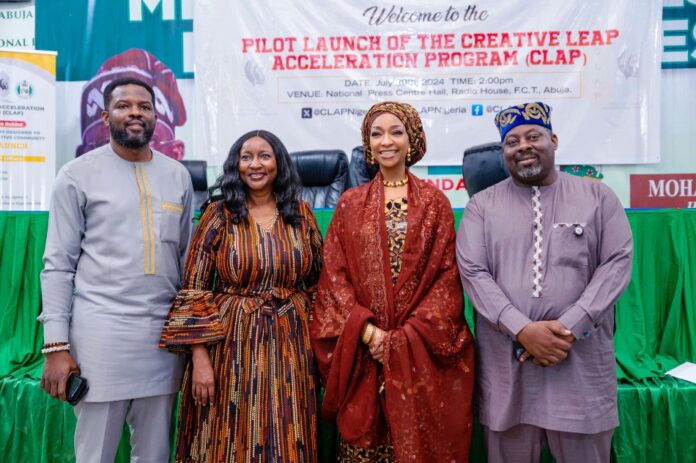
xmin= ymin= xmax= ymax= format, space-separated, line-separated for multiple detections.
xmin=208 ymin=130 xmax=303 ymax=226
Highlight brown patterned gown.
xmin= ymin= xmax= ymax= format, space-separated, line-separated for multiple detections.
xmin=160 ymin=201 xmax=322 ymax=462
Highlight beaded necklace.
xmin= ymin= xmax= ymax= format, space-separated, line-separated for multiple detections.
xmin=383 ymin=176 xmax=409 ymax=188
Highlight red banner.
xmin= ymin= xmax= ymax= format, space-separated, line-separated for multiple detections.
xmin=630 ymin=174 xmax=696 ymax=208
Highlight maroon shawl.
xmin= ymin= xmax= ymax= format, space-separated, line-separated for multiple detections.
xmin=310 ymin=173 xmax=474 ymax=462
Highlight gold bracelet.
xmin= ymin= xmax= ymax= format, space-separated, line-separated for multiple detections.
xmin=362 ymin=324 xmax=375 ymax=345
xmin=361 ymin=324 xmax=372 ymax=344
xmin=367 ymin=326 xmax=377 ymax=345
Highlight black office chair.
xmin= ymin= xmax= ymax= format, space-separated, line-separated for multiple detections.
xmin=289 ymin=150 xmax=349 ymax=209
xmin=347 ymin=146 xmax=379 ymax=189
xmin=461 ymin=142 xmax=509 ymax=197
xmin=180 ymin=160 xmax=208 ymax=211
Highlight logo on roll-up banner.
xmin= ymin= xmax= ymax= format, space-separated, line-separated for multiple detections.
xmin=16 ymin=79 xmax=32 ymax=98
xmin=630 ymin=174 xmax=696 ymax=208
xmin=0 ymin=72 xmax=9 ymax=98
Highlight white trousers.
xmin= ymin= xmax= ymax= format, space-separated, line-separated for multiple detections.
xmin=73 ymin=393 xmax=175 ymax=463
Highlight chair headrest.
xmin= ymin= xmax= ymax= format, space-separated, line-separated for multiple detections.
xmin=347 ymin=146 xmax=379 ymax=189
xmin=179 ymin=160 xmax=208 ymax=191
xmin=462 ymin=142 xmax=509 ymax=197
xmin=289 ymin=150 xmax=349 ymax=187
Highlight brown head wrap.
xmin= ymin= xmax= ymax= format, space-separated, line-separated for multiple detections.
xmin=361 ymin=101 xmax=426 ymax=167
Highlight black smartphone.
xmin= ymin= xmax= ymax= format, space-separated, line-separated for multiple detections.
xmin=66 ymin=373 xmax=89 ymax=405
xmin=512 ymin=341 xmax=526 ymax=361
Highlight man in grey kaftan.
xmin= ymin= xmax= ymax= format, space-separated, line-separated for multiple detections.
xmin=456 ymin=102 xmax=633 ymax=463
xmin=38 ymin=78 xmax=193 ymax=462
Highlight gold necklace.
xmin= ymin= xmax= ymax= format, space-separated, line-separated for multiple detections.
xmin=383 ymin=176 xmax=409 ymax=188
xmin=254 ymin=209 xmax=279 ymax=232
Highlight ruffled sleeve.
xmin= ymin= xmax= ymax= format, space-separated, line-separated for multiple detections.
xmin=160 ymin=203 xmax=226 ymax=351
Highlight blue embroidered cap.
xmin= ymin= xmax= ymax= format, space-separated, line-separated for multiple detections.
xmin=494 ymin=102 xmax=553 ymax=141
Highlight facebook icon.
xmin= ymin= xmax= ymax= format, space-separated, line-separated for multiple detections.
xmin=471 ymin=104 xmax=484 ymax=116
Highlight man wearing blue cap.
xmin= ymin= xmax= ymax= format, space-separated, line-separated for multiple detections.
xmin=455 ymin=102 xmax=633 ymax=462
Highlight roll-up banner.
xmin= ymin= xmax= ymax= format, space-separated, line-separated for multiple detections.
xmin=0 ymin=49 xmax=56 ymax=211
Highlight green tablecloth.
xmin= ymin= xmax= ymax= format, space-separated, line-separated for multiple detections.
xmin=2 ymin=209 xmax=695 ymax=462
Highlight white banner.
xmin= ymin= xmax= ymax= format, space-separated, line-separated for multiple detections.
xmin=0 ymin=0 xmax=35 ymax=50
xmin=0 ymin=50 xmax=56 ymax=210
xmin=195 ymin=0 xmax=662 ymax=166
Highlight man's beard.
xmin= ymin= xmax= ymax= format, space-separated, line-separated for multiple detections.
xmin=110 ymin=122 xmax=154 ymax=149
xmin=517 ymin=163 xmax=543 ymax=179
xmin=513 ymin=152 xmax=544 ymax=179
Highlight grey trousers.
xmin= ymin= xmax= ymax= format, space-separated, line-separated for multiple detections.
xmin=484 ymin=424 xmax=613 ymax=463
xmin=73 ymin=393 xmax=175 ymax=463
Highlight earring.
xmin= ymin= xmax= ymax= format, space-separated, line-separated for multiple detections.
xmin=367 ymin=149 xmax=377 ymax=165
xmin=406 ymin=148 xmax=412 ymax=164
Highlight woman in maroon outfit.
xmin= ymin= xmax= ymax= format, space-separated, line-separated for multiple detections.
xmin=310 ymin=101 xmax=475 ymax=462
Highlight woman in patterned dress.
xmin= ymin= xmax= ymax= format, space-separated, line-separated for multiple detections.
xmin=160 ymin=130 xmax=322 ymax=462
xmin=310 ymin=102 xmax=475 ymax=462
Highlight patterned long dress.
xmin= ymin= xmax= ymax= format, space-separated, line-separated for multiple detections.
xmin=160 ymin=200 xmax=322 ymax=463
